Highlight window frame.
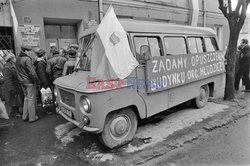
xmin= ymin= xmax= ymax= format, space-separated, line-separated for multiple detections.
xmin=204 ymin=36 xmax=219 ymax=52
xmin=187 ymin=36 xmax=205 ymax=54
xmin=133 ymin=35 xmax=164 ymax=60
xmin=163 ymin=35 xmax=188 ymax=56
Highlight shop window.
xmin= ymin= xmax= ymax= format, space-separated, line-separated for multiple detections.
xmin=164 ymin=36 xmax=187 ymax=55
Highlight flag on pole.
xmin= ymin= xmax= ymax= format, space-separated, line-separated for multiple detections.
xmin=9 ymin=0 xmax=22 ymax=54
xmin=96 ymin=6 xmax=139 ymax=79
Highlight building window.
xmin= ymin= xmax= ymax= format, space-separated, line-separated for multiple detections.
xmin=44 ymin=24 xmax=77 ymax=39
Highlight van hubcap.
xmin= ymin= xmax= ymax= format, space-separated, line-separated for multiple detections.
xmin=110 ymin=116 xmax=130 ymax=139
xmin=199 ymin=88 xmax=207 ymax=102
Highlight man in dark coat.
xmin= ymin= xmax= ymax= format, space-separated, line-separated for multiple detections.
xmin=35 ymin=49 xmax=51 ymax=89
xmin=235 ymin=39 xmax=250 ymax=91
xmin=35 ymin=49 xmax=54 ymax=114
xmin=46 ymin=49 xmax=67 ymax=82
xmin=2 ymin=53 xmax=22 ymax=117
xmin=16 ymin=46 xmax=40 ymax=122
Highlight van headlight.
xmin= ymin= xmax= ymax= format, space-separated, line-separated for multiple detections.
xmin=80 ymin=96 xmax=91 ymax=113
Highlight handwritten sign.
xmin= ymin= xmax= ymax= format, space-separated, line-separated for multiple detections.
xmin=19 ymin=24 xmax=41 ymax=46
xmin=146 ymin=51 xmax=225 ymax=93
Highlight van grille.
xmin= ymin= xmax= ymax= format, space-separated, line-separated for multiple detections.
xmin=59 ymin=89 xmax=75 ymax=108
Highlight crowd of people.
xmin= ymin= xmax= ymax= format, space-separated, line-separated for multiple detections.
xmin=0 ymin=43 xmax=79 ymax=124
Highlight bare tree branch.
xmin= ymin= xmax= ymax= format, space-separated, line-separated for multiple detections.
xmin=239 ymin=0 xmax=247 ymax=25
xmin=218 ymin=0 xmax=229 ymax=18
xmin=234 ymin=0 xmax=243 ymax=13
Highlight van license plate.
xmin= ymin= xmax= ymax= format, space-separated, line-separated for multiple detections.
xmin=61 ymin=107 xmax=72 ymax=118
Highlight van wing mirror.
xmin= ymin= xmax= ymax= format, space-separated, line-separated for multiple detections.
xmin=139 ymin=45 xmax=151 ymax=64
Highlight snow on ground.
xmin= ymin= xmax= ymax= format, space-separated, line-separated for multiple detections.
xmin=54 ymin=122 xmax=82 ymax=146
xmin=126 ymin=102 xmax=229 ymax=153
xmin=54 ymin=122 xmax=114 ymax=162
xmin=53 ymin=102 xmax=228 ymax=162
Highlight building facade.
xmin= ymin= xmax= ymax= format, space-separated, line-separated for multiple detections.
xmin=0 ymin=0 xmax=231 ymax=54
xmin=239 ymin=14 xmax=250 ymax=44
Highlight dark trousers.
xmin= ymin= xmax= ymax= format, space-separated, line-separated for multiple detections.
xmin=235 ymin=64 xmax=250 ymax=90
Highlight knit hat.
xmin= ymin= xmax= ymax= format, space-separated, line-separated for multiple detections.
xmin=67 ymin=49 xmax=77 ymax=58
xmin=36 ymin=49 xmax=46 ymax=57
xmin=21 ymin=45 xmax=32 ymax=51
xmin=69 ymin=43 xmax=79 ymax=50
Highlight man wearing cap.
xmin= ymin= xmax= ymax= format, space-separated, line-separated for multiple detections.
xmin=62 ymin=49 xmax=77 ymax=76
xmin=235 ymin=39 xmax=250 ymax=92
xmin=35 ymin=49 xmax=51 ymax=89
xmin=46 ymin=49 xmax=67 ymax=82
xmin=16 ymin=46 xmax=40 ymax=122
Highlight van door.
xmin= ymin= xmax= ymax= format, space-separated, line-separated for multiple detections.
xmin=132 ymin=34 xmax=169 ymax=117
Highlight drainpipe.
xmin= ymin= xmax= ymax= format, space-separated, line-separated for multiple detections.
xmin=202 ymin=0 xmax=207 ymax=27
xmin=98 ymin=0 xmax=103 ymax=23
xmin=189 ymin=0 xmax=199 ymax=26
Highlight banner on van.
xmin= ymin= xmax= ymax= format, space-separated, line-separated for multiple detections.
xmin=145 ymin=51 xmax=225 ymax=93
xmin=96 ymin=6 xmax=139 ymax=79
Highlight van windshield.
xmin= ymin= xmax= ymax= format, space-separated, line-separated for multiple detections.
xmin=76 ymin=34 xmax=104 ymax=71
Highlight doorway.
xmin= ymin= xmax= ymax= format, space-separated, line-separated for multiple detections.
xmin=44 ymin=18 xmax=80 ymax=54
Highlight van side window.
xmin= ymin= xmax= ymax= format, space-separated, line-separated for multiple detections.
xmin=187 ymin=37 xmax=204 ymax=53
xmin=164 ymin=37 xmax=187 ymax=55
xmin=205 ymin=37 xmax=219 ymax=52
xmin=134 ymin=37 xmax=162 ymax=63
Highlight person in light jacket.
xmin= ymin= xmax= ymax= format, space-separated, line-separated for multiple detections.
xmin=62 ymin=49 xmax=77 ymax=76
xmin=16 ymin=46 xmax=40 ymax=122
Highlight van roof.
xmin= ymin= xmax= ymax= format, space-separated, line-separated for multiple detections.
xmin=80 ymin=19 xmax=216 ymax=38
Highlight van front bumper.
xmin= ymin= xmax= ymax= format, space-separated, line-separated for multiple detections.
xmin=57 ymin=107 xmax=100 ymax=133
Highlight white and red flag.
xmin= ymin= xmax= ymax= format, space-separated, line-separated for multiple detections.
xmin=95 ymin=6 xmax=139 ymax=79
xmin=9 ymin=0 xmax=22 ymax=54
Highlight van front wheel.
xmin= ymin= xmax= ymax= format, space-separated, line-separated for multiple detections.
xmin=99 ymin=108 xmax=137 ymax=149
xmin=192 ymin=85 xmax=209 ymax=108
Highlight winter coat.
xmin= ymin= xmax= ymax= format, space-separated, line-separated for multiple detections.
xmin=239 ymin=45 xmax=250 ymax=65
xmin=62 ymin=57 xmax=76 ymax=76
xmin=2 ymin=62 xmax=22 ymax=106
xmin=46 ymin=54 xmax=67 ymax=82
xmin=16 ymin=51 xmax=40 ymax=85
xmin=0 ymin=60 xmax=4 ymax=99
xmin=34 ymin=57 xmax=51 ymax=89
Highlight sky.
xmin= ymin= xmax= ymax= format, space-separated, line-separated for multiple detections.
xmin=231 ymin=0 xmax=250 ymax=13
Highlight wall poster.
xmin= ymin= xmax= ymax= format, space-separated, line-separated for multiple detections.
xmin=19 ymin=24 xmax=41 ymax=47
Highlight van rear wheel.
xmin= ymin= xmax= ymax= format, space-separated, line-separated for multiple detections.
xmin=99 ymin=108 xmax=137 ymax=149
xmin=192 ymin=85 xmax=209 ymax=108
